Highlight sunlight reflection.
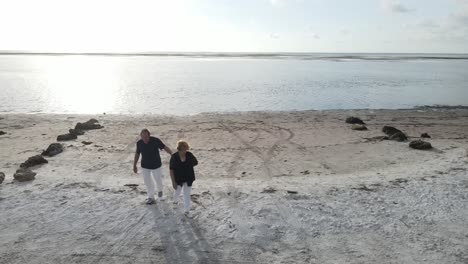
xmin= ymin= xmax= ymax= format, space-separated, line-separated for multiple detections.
xmin=42 ymin=56 xmax=120 ymax=114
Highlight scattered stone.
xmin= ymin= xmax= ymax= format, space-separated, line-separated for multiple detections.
xmin=382 ymin=126 xmax=403 ymax=136
xmin=287 ymin=190 xmax=298 ymax=194
xmin=301 ymin=170 xmax=310 ymax=175
xmin=0 ymin=172 xmax=5 ymax=184
xmin=363 ymin=136 xmax=389 ymax=142
xmin=75 ymin=119 xmax=103 ymax=130
xmin=14 ymin=168 xmax=36 ymax=182
xmin=41 ymin=143 xmax=63 ymax=157
xmin=389 ymin=132 xmax=408 ymax=142
xmin=151 ymin=245 xmax=165 ymax=252
xmin=20 ymin=155 xmax=48 ymax=168
xmin=82 ymin=141 xmax=93 ymax=145
xmin=94 ymin=188 xmax=110 ymax=192
xmin=409 ymin=140 xmax=432 ymax=150
xmin=352 ymin=184 xmax=375 ymax=192
xmin=261 ymin=187 xmax=277 ymax=193
xmin=124 ymin=184 xmax=139 ymax=187
xmin=352 ymin=124 xmax=368 ymax=131
xmin=57 ymin=133 xmax=77 ymax=141
xmin=390 ymin=178 xmax=409 ymax=185
xmin=69 ymin=129 xmax=85 ymax=136
xmin=421 ymin=133 xmax=431 ymax=138
xmin=241 ymin=171 xmax=246 ymax=175
xmin=346 ymin=117 xmax=365 ymax=125
xmin=0 ymin=131 xmax=6 ymax=136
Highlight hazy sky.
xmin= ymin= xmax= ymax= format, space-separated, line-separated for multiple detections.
xmin=0 ymin=0 xmax=467 ymax=53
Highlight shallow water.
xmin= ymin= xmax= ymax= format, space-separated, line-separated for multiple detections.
xmin=0 ymin=54 xmax=467 ymax=115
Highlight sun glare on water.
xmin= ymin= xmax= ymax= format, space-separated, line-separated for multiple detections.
xmin=42 ymin=56 xmax=121 ymax=114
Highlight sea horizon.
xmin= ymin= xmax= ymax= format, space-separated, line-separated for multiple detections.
xmin=1 ymin=51 xmax=468 ymax=60
xmin=1 ymin=53 xmax=467 ymax=115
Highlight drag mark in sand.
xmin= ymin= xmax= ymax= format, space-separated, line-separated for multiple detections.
xmin=218 ymin=122 xmax=315 ymax=260
xmin=220 ymin=122 xmax=299 ymax=179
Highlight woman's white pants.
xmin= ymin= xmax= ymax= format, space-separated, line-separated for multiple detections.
xmin=173 ymin=182 xmax=191 ymax=212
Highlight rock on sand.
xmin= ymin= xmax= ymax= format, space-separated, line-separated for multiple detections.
xmin=389 ymin=132 xmax=408 ymax=142
xmin=0 ymin=172 xmax=5 ymax=184
xmin=409 ymin=140 xmax=433 ymax=150
xmin=382 ymin=126 xmax=402 ymax=136
xmin=383 ymin=126 xmax=407 ymax=141
xmin=421 ymin=133 xmax=431 ymax=138
xmin=57 ymin=133 xmax=78 ymax=141
xmin=351 ymin=124 xmax=368 ymax=131
xmin=20 ymin=155 xmax=48 ymax=168
xmin=346 ymin=117 xmax=365 ymax=125
xmin=14 ymin=168 xmax=36 ymax=182
xmin=42 ymin=143 xmax=64 ymax=157
xmin=75 ymin=119 xmax=103 ymax=130
xmin=69 ymin=129 xmax=85 ymax=136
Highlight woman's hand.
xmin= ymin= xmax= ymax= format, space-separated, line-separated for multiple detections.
xmin=170 ymin=169 xmax=177 ymax=190
xmin=133 ymin=165 xmax=138 ymax=174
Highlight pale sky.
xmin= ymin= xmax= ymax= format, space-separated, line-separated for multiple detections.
xmin=0 ymin=0 xmax=467 ymax=53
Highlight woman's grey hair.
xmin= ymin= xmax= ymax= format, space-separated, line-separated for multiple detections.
xmin=177 ymin=140 xmax=190 ymax=151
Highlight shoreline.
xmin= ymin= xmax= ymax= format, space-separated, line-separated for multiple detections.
xmin=2 ymin=104 xmax=468 ymax=117
xmin=1 ymin=108 xmax=467 ymax=263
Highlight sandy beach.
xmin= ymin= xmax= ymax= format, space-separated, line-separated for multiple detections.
xmin=0 ymin=108 xmax=467 ymax=264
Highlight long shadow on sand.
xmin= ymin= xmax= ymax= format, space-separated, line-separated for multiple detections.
xmin=146 ymin=202 xmax=221 ymax=264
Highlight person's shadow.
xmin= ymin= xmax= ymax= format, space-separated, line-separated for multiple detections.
xmin=146 ymin=202 xmax=221 ymax=264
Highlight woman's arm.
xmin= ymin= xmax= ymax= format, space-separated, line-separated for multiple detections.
xmin=169 ymin=155 xmax=177 ymax=190
xmin=170 ymin=169 xmax=177 ymax=190
xmin=191 ymin=152 xmax=198 ymax=167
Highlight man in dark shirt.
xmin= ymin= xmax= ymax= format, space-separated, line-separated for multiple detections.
xmin=133 ymin=129 xmax=172 ymax=204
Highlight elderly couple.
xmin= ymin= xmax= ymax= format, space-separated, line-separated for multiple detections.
xmin=133 ymin=129 xmax=198 ymax=216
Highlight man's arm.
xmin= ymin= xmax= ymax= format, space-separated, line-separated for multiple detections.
xmin=133 ymin=152 xmax=140 ymax=173
xmin=163 ymin=146 xmax=173 ymax=155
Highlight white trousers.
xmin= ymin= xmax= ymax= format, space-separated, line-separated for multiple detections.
xmin=173 ymin=183 xmax=192 ymax=213
xmin=141 ymin=167 xmax=163 ymax=199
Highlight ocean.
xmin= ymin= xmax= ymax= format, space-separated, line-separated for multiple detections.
xmin=0 ymin=53 xmax=467 ymax=115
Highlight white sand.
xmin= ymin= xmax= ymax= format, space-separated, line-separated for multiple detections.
xmin=0 ymin=109 xmax=467 ymax=263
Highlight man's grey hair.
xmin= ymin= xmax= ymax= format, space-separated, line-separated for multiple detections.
xmin=140 ymin=128 xmax=150 ymax=135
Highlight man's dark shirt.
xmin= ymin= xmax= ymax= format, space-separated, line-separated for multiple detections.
xmin=136 ymin=136 xmax=165 ymax=169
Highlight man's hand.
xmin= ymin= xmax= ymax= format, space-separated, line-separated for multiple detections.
xmin=133 ymin=152 xmax=140 ymax=174
xmin=164 ymin=146 xmax=173 ymax=155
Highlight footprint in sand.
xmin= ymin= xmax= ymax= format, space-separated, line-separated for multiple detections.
xmin=83 ymin=163 xmax=108 ymax=173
